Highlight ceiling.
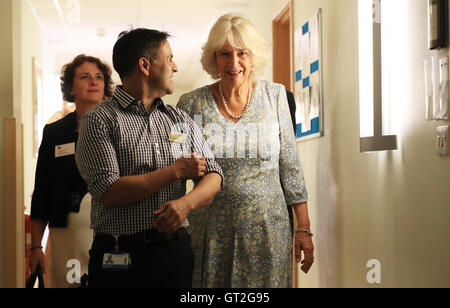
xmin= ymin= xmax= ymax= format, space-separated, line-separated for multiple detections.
xmin=29 ymin=0 xmax=252 ymax=89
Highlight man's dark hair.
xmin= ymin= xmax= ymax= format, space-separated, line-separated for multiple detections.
xmin=113 ymin=28 xmax=171 ymax=79
xmin=60 ymin=54 xmax=113 ymax=102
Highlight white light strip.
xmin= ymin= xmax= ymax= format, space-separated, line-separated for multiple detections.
xmin=26 ymin=0 xmax=48 ymax=33
xmin=358 ymin=0 xmax=397 ymax=152
xmin=52 ymin=0 xmax=76 ymax=50
xmin=66 ymin=0 xmax=81 ymax=24
xmin=52 ymin=0 xmax=70 ymax=35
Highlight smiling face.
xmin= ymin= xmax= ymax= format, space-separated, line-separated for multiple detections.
xmin=70 ymin=61 xmax=105 ymax=106
xmin=215 ymin=40 xmax=253 ymax=88
xmin=149 ymin=40 xmax=178 ymax=96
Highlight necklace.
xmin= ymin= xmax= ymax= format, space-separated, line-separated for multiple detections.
xmin=219 ymin=81 xmax=252 ymax=120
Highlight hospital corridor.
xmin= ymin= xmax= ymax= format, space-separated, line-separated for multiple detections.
xmin=0 ymin=0 xmax=449 ymax=289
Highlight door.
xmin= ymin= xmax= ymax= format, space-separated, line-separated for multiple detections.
xmin=273 ymin=2 xmax=293 ymax=92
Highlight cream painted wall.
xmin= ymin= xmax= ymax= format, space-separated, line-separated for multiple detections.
xmin=20 ymin=0 xmax=58 ymax=214
xmin=294 ymin=0 xmax=450 ymax=287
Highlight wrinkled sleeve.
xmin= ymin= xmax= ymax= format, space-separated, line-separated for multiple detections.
xmin=75 ymin=112 xmax=120 ymax=202
xmin=277 ymin=85 xmax=308 ymax=205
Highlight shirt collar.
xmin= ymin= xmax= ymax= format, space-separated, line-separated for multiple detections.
xmin=114 ymin=86 xmax=168 ymax=113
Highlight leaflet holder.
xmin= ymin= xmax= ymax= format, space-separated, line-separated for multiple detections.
xmin=424 ymin=55 xmax=449 ymax=121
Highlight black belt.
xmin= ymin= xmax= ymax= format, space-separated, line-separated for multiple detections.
xmin=95 ymin=228 xmax=179 ymax=244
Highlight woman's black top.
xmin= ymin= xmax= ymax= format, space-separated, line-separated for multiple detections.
xmin=30 ymin=112 xmax=87 ymax=227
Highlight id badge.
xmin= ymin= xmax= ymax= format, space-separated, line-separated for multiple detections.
xmin=102 ymin=251 xmax=131 ymax=270
xmin=55 ymin=142 xmax=75 ymax=158
xmin=169 ymin=132 xmax=187 ymax=144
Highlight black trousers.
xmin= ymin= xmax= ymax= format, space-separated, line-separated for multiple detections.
xmin=88 ymin=228 xmax=194 ymax=288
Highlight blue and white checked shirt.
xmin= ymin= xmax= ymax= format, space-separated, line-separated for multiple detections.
xmin=76 ymin=86 xmax=223 ymax=235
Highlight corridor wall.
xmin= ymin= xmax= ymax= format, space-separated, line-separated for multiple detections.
xmin=293 ymin=0 xmax=450 ymax=287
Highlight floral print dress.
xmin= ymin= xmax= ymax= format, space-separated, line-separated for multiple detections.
xmin=177 ymin=80 xmax=308 ymax=288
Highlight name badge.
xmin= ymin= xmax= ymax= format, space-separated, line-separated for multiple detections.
xmin=55 ymin=142 xmax=75 ymax=158
xmin=102 ymin=252 xmax=131 ymax=270
xmin=169 ymin=132 xmax=187 ymax=144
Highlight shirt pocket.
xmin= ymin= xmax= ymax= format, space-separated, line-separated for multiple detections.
xmin=155 ymin=138 xmax=188 ymax=170
xmin=159 ymin=124 xmax=194 ymax=168
xmin=169 ymin=141 xmax=185 ymax=160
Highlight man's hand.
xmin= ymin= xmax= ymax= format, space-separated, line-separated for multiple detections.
xmin=153 ymin=198 xmax=192 ymax=233
xmin=172 ymin=153 xmax=206 ymax=180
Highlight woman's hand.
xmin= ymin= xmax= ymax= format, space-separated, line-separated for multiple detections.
xmin=292 ymin=202 xmax=314 ymax=273
xmin=30 ymin=248 xmax=46 ymax=275
xmin=294 ymin=232 xmax=314 ymax=274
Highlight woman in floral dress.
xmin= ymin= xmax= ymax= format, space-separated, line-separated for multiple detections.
xmin=177 ymin=13 xmax=314 ymax=288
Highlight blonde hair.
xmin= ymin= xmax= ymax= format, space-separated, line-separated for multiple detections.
xmin=201 ymin=13 xmax=269 ymax=81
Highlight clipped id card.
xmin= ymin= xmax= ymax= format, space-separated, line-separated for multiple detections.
xmin=102 ymin=252 xmax=131 ymax=270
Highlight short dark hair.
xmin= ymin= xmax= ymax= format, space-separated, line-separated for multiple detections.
xmin=60 ymin=54 xmax=113 ymax=102
xmin=113 ymin=28 xmax=171 ymax=79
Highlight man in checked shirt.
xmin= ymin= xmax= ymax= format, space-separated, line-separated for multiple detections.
xmin=75 ymin=29 xmax=223 ymax=288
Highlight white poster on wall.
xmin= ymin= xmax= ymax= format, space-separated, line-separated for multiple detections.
xmin=294 ymin=9 xmax=323 ymax=141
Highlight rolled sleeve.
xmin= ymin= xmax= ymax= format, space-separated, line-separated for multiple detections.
xmin=76 ymin=111 xmax=120 ymax=201
xmin=277 ymin=85 xmax=308 ymax=205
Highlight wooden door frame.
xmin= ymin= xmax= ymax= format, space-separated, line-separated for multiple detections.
xmin=273 ymin=0 xmax=294 ymax=92
xmin=273 ymin=0 xmax=298 ymax=288
xmin=3 ymin=118 xmax=25 ymax=288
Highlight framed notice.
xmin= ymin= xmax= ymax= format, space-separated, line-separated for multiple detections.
xmin=294 ymin=9 xmax=324 ymax=142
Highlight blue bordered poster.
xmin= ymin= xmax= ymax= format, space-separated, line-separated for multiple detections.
xmin=294 ymin=9 xmax=323 ymax=141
